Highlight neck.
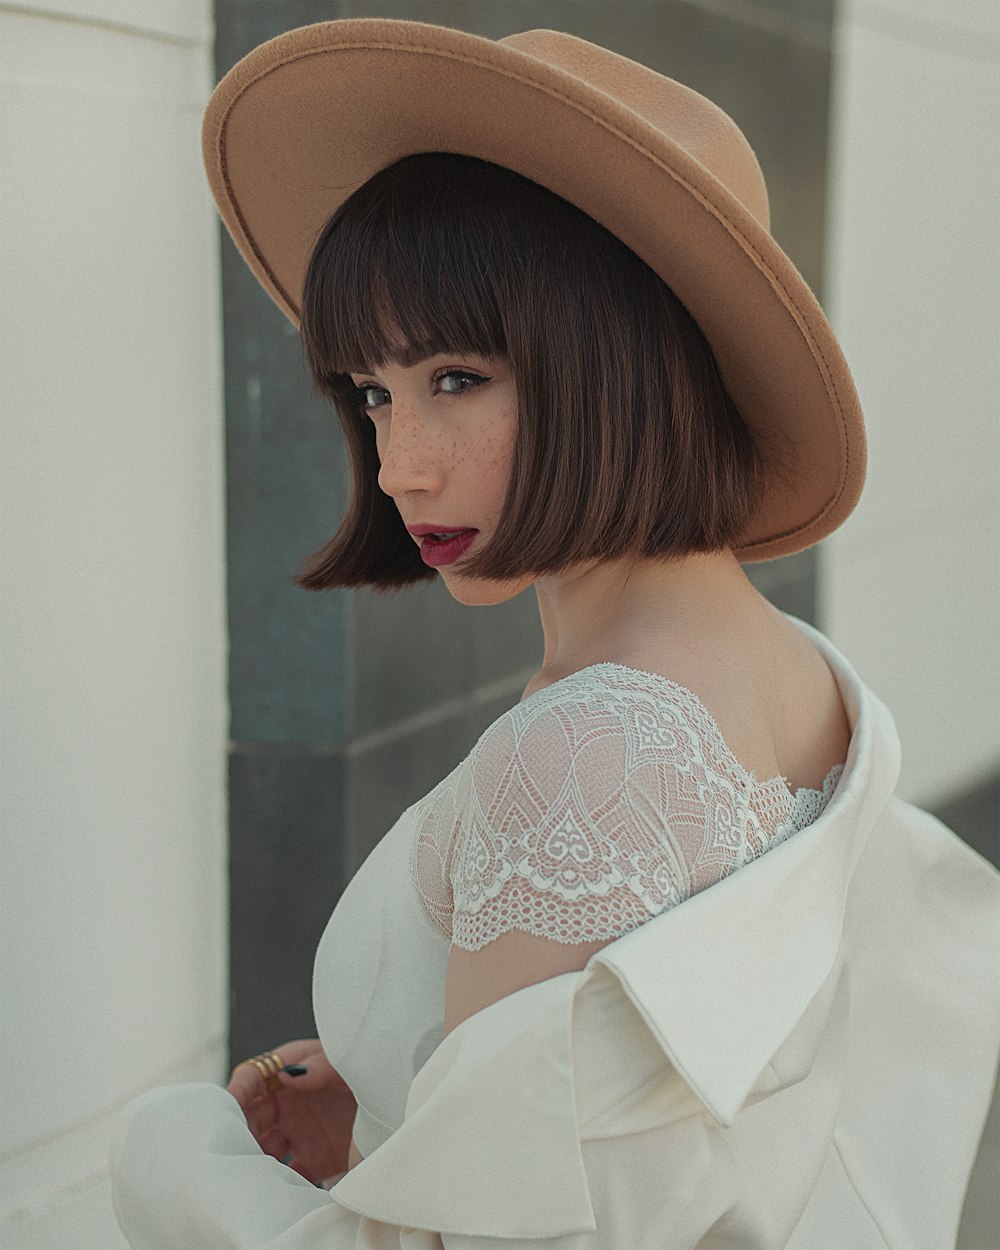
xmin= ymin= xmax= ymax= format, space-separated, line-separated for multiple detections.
xmin=531 ymin=549 xmax=769 ymax=677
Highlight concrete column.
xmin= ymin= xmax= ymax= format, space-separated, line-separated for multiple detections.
xmin=0 ymin=3 xmax=226 ymax=1246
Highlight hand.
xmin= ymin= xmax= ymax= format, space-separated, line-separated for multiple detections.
xmin=227 ymin=1039 xmax=357 ymax=1185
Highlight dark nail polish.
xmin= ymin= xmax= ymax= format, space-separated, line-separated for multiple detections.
xmin=282 ymin=1064 xmax=307 ymax=1076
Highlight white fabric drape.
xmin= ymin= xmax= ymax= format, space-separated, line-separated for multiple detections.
xmin=110 ymin=622 xmax=1000 ymax=1249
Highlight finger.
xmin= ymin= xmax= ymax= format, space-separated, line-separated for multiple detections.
xmin=228 ymin=1054 xmax=288 ymax=1110
xmin=275 ymin=1049 xmax=343 ymax=1092
xmin=227 ymin=1062 xmax=267 ymax=1110
xmin=264 ymin=1039 xmax=323 ymax=1066
xmin=227 ymin=1042 xmax=322 ymax=1097
xmin=244 ymin=1094 xmax=279 ymax=1141
xmin=259 ymin=1128 xmax=290 ymax=1160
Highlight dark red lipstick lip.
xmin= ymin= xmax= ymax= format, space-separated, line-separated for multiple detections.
xmin=418 ymin=528 xmax=478 ymax=568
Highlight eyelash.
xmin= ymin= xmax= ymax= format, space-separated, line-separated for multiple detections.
xmin=351 ymin=370 xmax=488 ymax=415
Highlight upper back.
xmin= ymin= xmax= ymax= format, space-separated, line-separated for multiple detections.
xmin=672 ymin=608 xmax=851 ymax=793
xmin=523 ymin=601 xmax=851 ymax=796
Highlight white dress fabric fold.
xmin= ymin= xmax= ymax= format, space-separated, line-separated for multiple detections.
xmin=110 ymin=618 xmax=1000 ymax=1249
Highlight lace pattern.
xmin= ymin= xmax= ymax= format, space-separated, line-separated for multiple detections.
xmin=410 ymin=665 xmax=844 ymax=952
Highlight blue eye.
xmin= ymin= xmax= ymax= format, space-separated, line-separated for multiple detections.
xmin=438 ymin=370 xmax=487 ymax=394
xmin=355 ymin=383 xmax=389 ymax=412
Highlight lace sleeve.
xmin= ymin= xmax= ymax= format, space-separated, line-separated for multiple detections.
xmin=448 ymin=682 xmax=758 ymax=951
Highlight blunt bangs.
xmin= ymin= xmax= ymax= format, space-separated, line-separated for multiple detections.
xmin=297 ymin=152 xmax=763 ymax=592
xmin=302 ymin=156 xmax=510 ymax=386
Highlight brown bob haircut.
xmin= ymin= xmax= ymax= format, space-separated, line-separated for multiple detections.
xmin=298 ymin=153 xmax=763 ymax=592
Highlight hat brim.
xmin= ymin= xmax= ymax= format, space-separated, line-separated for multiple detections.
xmin=203 ymin=18 xmax=865 ymax=561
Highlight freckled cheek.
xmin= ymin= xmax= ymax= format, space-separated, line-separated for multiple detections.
xmin=464 ymin=443 xmax=512 ymax=492
xmin=464 ymin=429 xmax=513 ymax=472
xmin=470 ymin=448 xmax=515 ymax=523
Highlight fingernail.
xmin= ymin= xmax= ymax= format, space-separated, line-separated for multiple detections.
xmin=282 ymin=1064 xmax=307 ymax=1076
xmin=280 ymin=1152 xmax=293 ymax=1165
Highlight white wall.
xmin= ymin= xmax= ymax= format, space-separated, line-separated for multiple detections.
xmin=0 ymin=0 xmax=994 ymax=1244
xmin=823 ymin=0 xmax=1000 ymax=807
xmin=0 ymin=3 xmax=226 ymax=1247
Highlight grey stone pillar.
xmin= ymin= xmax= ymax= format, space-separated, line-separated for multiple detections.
xmin=214 ymin=0 xmax=834 ymax=1063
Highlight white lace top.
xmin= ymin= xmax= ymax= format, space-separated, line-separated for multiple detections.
xmin=411 ymin=663 xmax=844 ymax=950
xmin=313 ymin=663 xmax=843 ymax=1159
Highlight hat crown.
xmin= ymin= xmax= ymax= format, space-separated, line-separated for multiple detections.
xmin=501 ymin=29 xmax=770 ymax=230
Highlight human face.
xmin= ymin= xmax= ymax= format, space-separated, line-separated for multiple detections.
xmin=348 ymin=353 xmax=533 ymax=605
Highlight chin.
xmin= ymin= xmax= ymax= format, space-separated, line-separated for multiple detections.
xmin=440 ymin=571 xmax=534 ymax=606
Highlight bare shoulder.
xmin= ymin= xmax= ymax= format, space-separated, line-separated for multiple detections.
xmin=618 ymin=608 xmax=851 ymax=793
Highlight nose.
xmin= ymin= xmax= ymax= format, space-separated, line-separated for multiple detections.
xmin=375 ymin=407 xmax=444 ymax=500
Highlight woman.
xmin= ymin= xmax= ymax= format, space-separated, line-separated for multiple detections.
xmin=111 ymin=18 xmax=999 ymax=1249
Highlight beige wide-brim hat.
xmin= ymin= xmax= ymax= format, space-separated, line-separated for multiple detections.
xmin=203 ymin=18 xmax=865 ymax=562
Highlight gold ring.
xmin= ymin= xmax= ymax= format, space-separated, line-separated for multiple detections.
xmin=241 ymin=1050 xmax=284 ymax=1094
